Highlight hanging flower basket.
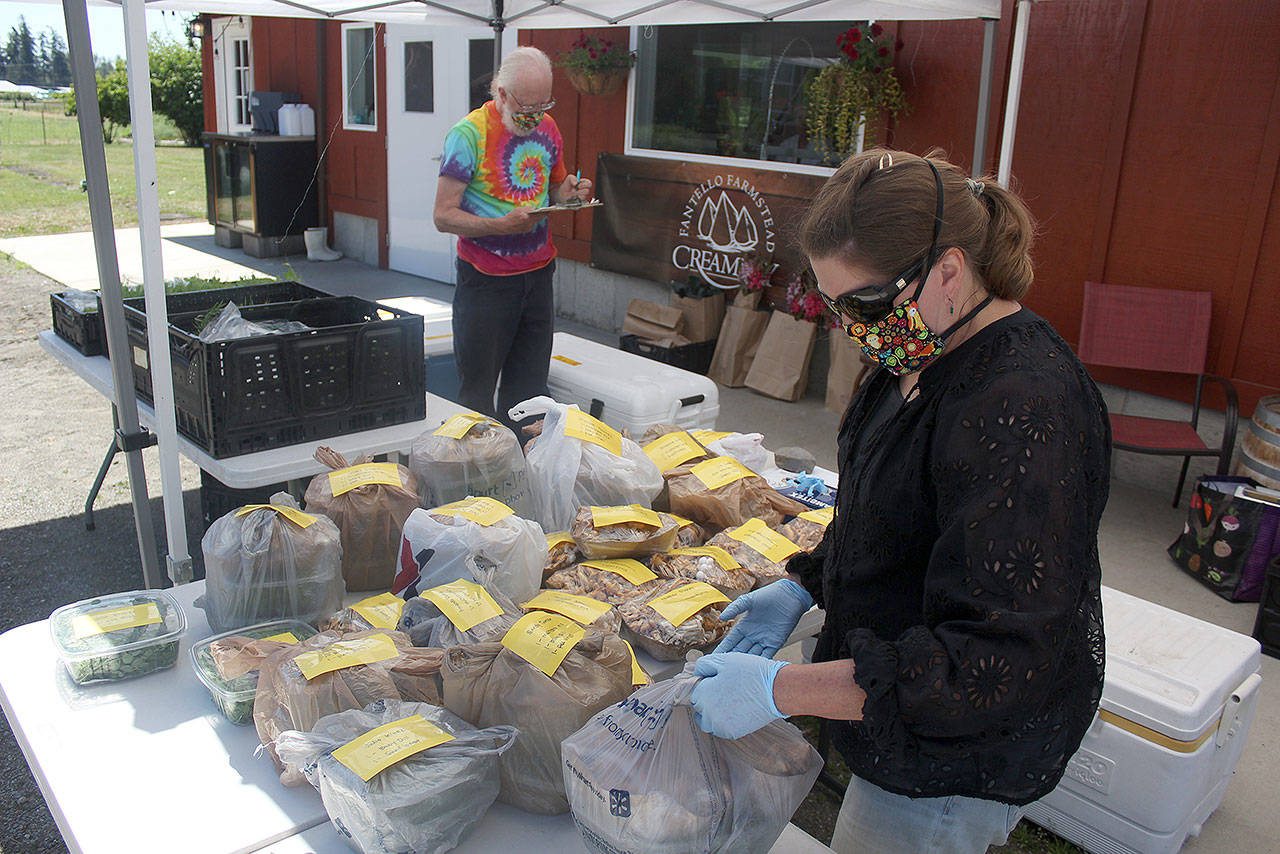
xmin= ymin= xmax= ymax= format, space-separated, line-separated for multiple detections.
xmin=565 ymin=66 xmax=629 ymax=97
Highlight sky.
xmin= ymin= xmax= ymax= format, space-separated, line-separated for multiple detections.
xmin=0 ymin=2 xmax=187 ymax=64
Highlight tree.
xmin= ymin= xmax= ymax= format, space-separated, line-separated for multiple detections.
xmin=147 ymin=35 xmax=203 ymax=146
xmin=3 ymin=17 xmax=38 ymax=85
xmin=47 ymin=32 xmax=71 ymax=88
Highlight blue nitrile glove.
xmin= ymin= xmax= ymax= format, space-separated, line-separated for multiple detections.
xmin=713 ymin=578 xmax=813 ymax=658
xmin=690 ymin=652 xmax=789 ymax=739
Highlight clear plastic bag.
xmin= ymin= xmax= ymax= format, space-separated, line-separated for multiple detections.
xmin=509 ymin=396 xmax=663 ymax=533
xmin=649 ymin=550 xmax=753 ymax=599
xmin=664 ymin=464 xmax=805 ymax=534
xmin=197 ymin=301 xmax=312 ymax=341
xmin=616 ymin=579 xmax=731 ymax=661
xmin=273 ymin=699 xmax=517 ymax=854
xmin=396 ymin=574 xmax=520 ymax=648
xmin=409 ymin=417 xmax=535 ymax=518
xmin=391 ymin=505 xmax=543 ymax=605
xmin=561 ymin=671 xmax=823 ymax=854
xmin=705 ymin=432 xmax=774 ymax=474
xmin=570 ymin=505 xmax=679 ymax=559
xmin=198 ymin=493 xmax=345 ymax=633
xmin=303 ymin=448 xmax=420 ymax=592
xmin=441 ymin=627 xmax=633 ymax=815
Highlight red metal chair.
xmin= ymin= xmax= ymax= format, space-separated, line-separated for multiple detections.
xmin=1077 ymin=281 xmax=1238 ymax=507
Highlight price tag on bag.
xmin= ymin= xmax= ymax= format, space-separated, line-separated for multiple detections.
xmin=799 ymin=506 xmax=834 ymax=527
xmin=429 ymin=496 xmax=514 ymax=527
xmin=262 ymin=631 xmax=300 ymax=644
xmin=332 ymin=714 xmax=456 ymax=781
xmin=547 ymin=531 xmax=576 ymax=549
xmin=421 ymin=580 xmax=504 ymax=632
xmin=294 ymin=634 xmax=399 ymax=680
xmin=691 ymin=457 xmax=756 ymax=490
xmin=727 ymin=518 xmax=801 ymax=564
xmin=327 ymin=462 xmax=403 ymax=496
xmin=622 ymin=639 xmax=650 ymax=686
xmin=72 ymin=604 xmax=162 ymax=639
xmin=352 ymin=592 xmax=406 ymax=629
xmin=643 ymin=431 xmax=706 ymax=471
xmin=522 ymin=590 xmax=613 ymax=626
xmin=235 ymin=504 xmax=317 ymax=529
xmin=646 ymin=582 xmax=729 ymax=627
xmin=591 ymin=505 xmax=662 ymax=529
xmin=580 ymin=559 xmax=657 ymax=585
xmin=433 ymin=412 xmax=491 ymax=439
xmin=501 ymin=612 xmax=585 ymax=677
xmin=564 ymin=408 xmax=623 ymax=456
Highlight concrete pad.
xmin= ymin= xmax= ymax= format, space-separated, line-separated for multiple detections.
xmin=0 ymin=223 xmax=265 ymax=291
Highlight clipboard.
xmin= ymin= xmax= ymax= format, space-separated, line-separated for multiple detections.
xmin=527 ymin=199 xmax=603 ymax=214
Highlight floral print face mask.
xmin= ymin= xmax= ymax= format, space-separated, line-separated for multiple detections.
xmin=844 ymin=291 xmax=993 ymax=376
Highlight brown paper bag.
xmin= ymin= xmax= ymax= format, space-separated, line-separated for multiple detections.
xmin=708 ymin=305 xmax=771 ymax=387
xmin=733 ymin=290 xmax=763 ymax=309
xmin=744 ymin=312 xmax=819 ymax=402
xmin=825 ymin=332 xmax=875 ymax=413
xmin=622 ymin=299 xmax=685 ymax=342
xmin=671 ymin=292 xmax=726 ymax=342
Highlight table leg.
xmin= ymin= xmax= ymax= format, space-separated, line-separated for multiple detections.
xmin=84 ymin=405 xmax=121 ymax=531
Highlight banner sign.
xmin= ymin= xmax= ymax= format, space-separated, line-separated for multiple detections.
xmin=591 ymin=154 xmax=825 ymax=290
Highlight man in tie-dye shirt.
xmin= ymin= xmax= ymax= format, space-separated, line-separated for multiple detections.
xmin=433 ymin=47 xmax=591 ymax=432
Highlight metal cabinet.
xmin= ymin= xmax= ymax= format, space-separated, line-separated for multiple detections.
xmin=203 ymin=134 xmax=319 ymax=237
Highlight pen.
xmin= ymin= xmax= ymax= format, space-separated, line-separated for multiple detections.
xmin=575 ymin=169 xmax=581 ymax=191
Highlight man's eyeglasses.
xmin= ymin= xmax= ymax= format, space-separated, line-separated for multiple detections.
xmin=505 ymin=90 xmax=555 ymax=115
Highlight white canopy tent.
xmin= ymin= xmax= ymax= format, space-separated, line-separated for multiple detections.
xmin=57 ymin=0 xmax=1038 ymax=588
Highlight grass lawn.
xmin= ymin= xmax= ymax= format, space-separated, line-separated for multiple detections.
xmin=0 ymin=102 xmax=205 ymax=238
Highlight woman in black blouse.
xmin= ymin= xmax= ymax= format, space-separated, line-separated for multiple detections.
xmin=689 ymin=150 xmax=1110 ymax=853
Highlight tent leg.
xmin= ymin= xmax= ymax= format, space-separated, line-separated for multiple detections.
xmin=62 ymin=0 xmax=164 ymax=589
xmin=997 ymin=0 xmax=1033 ymax=186
xmin=971 ymin=19 xmax=998 ymax=177
xmin=492 ymin=0 xmax=505 ymax=75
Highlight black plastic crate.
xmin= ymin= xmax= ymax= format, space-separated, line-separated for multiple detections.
xmin=619 ymin=334 xmax=717 ymax=375
xmin=51 ymin=291 xmax=106 ymax=356
xmin=199 ymin=470 xmax=292 ymax=532
xmin=125 ymin=295 xmax=425 ymax=458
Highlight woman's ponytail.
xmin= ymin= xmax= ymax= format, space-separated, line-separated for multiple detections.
xmin=975 ymin=180 xmax=1035 ymax=301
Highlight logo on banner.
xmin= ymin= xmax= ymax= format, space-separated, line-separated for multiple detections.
xmin=672 ymin=174 xmax=776 ymax=290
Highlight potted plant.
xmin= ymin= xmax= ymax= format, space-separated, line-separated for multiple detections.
xmin=804 ymin=22 xmax=909 ymax=166
xmin=557 ymin=33 xmax=637 ymax=97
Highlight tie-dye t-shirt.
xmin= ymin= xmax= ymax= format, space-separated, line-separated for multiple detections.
xmin=439 ymin=101 xmax=568 ymax=276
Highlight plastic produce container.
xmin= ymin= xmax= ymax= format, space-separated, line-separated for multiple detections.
xmin=190 ymin=619 xmax=318 ymax=724
xmin=50 ymin=590 xmax=186 ymax=685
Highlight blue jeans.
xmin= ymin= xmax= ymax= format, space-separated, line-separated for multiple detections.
xmin=452 ymin=257 xmax=555 ymax=434
xmin=830 ymin=773 xmax=1024 ymax=854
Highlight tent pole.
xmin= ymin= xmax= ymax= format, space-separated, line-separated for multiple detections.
xmin=491 ymin=0 xmax=505 ymax=75
xmin=122 ymin=0 xmax=192 ymax=584
xmin=997 ymin=0 xmax=1032 ymax=186
xmin=61 ymin=0 xmax=163 ymax=590
xmin=971 ymin=18 xmax=997 ymax=177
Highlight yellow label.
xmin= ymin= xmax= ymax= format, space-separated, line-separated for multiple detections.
xmin=352 ymin=592 xmax=405 ymax=630
xmin=430 ymin=496 xmax=514 ymax=527
xmin=262 ymin=631 xmax=300 ymax=644
xmin=643 ymin=431 xmax=705 ymax=471
xmin=691 ymin=456 xmax=756 ymax=490
xmin=71 ymin=603 xmax=162 ymax=639
xmin=623 ymin=640 xmax=650 ymax=686
xmin=665 ymin=512 xmax=697 ymax=530
xmin=331 ymin=714 xmax=456 ymax=782
xmin=547 ymin=531 xmax=575 ymax=549
xmin=522 ymin=590 xmax=613 ymax=626
xmin=294 ymin=633 xmax=399 ymax=680
xmin=420 ymin=580 xmax=503 ymax=632
xmin=799 ymin=506 xmax=835 ymax=526
xmin=591 ymin=505 xmax=662 ymax=529
xmin=553 ymin=354 xmax=582 ymax=366
xmin=669 ymin=546 xmax=740 ymax=573
xmin=564 ymin=408 xmax=623 ymax=456
xmin=646 ymin=582 xmax=730 ymax=626
xmin=728 ymin=518 xmax=802 ymax=564
xmin=433 ymin=412 xmax=490 ymax=439
xmin=235 ymin=504 xmax=317 ymax=529
xmin=580 ymin=558 xmax=658 ymax=585
xmin=501 ymin=611 xmax=586 ymax=677
xmin=327 ymin=462 xmax=403 ymax=497
xmin=691 ymin=430 xmax=731 ymax=445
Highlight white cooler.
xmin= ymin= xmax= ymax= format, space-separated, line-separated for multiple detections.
xmin=378 ymin=296 xmax=459 ymax=401
xmin=1025 ymin=586 xmax=1262 ymax=854
xmin=546 ymin=332 xmax=719 ymax=436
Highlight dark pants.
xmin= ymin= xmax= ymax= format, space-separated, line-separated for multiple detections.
xmin=452 ymin=257 xmax=555 ymax=435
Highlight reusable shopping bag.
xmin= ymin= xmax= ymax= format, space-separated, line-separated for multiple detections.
xmin=1168 ymin=476 xmax=1280 ymax=602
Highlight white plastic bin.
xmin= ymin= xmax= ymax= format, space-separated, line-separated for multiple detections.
xmin=546 ymin=332 xmax=719 ymax=436
xmin=1024 ymin=586 xmax=1262 ymax=854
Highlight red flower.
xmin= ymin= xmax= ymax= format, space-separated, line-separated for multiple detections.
xmin=878 ymin=46 xmax=889 ymax=57
xmin=846 ymin=48 xmax=860 ymax=61
xmin=870 ymin=22 xmax=884 ymax=37
xmin=872 ymin=65 xmax=883 ymax=74
xmin=850 ymin=27 xmax=862 ymax=41
xmin=589 ymin=49 xmax=598 ymax=58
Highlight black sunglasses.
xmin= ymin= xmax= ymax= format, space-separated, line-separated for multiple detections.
xmin=817 ymin=159 xmax=946 ymax=324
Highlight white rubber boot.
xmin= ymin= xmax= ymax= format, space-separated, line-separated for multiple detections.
xmin=304 ymin=227 xmax=343 ymax=262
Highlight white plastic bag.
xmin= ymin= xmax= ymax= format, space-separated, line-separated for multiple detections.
xmin=390 ymin=504 xmax=543 ymax=605
xmin=561 ymin=671 xmax=822 ymax=854
xmin=396 ymin=569 xmax=520 ymax=648
xmin=273 ymin=699 xmax=517 ymax=854
xmin=198 ymin=493 xmax=345 ymax=633
xmin=198 ymin=301 xmax=311 ymax=342
xmin=509 ymin=396 xmax=663 ymax=533
xmin=408 ymin=416 xmax=535 ymax=518
xmin=705 ymin=432 xmax=774 ymax=475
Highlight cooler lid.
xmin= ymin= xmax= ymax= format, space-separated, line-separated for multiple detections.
xmin=1098 ymin=586 xmax=1261 ymax=742
xmin=549 ymin=332 xmax=717 ymax=424
xmin=378 ymin=297 xmax=453 ymax=356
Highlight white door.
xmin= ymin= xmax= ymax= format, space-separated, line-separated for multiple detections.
xmin=387 ymin=25 xmax=494 ymax=283
xmin=211 ymin=17 xmax=253 ymax=134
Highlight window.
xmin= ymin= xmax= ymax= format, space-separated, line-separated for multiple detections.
xmin=404 ymin=41 xmax=433 ymax=112
xmin=469 ymin=39 xmax=495 ymax=111
xmin=630 ymin=23 xmax=843 ymax=170
xmin=231 ymin=38 xmax=251 ymax=127
xmin=343 ymin=23 xmax=377 ymax=129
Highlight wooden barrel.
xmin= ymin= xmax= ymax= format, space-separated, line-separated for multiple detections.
xmin=1237 ymin=395 xmax=1280 ymax=489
